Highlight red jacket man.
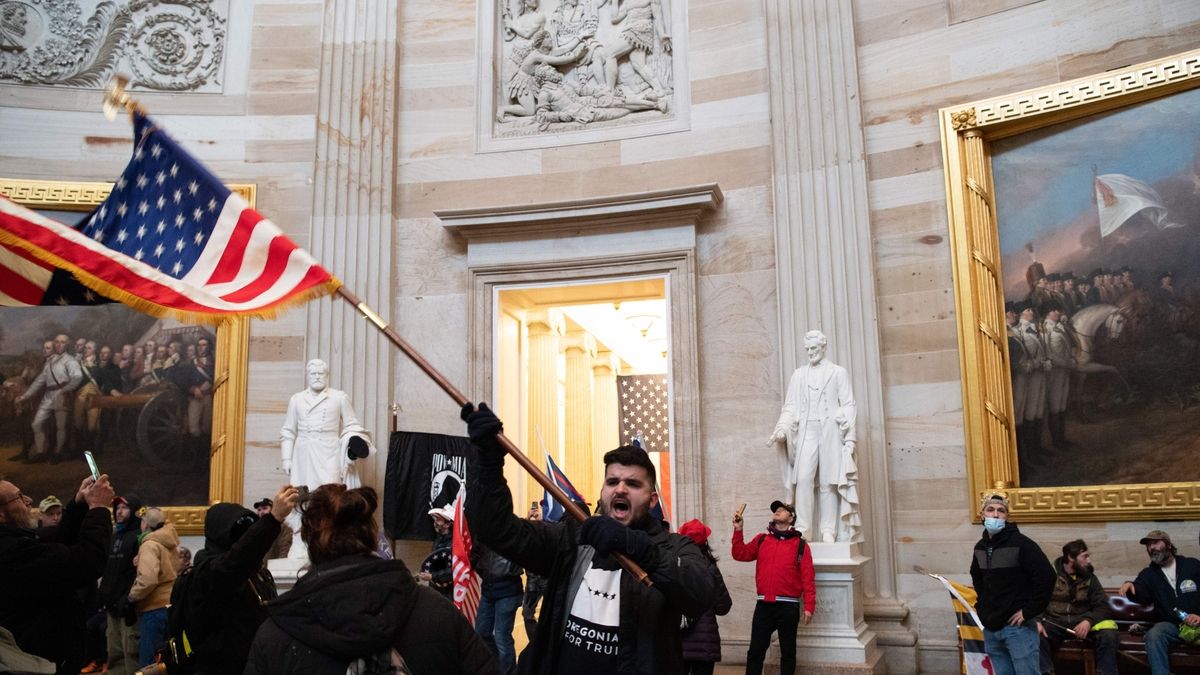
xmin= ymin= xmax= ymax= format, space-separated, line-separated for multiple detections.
xmin=732 ymin=500 xmax=815 ymax=675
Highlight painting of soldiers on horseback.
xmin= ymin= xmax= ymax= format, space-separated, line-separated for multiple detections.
xmin=993 ymin=86 xmax=1200 ymax=488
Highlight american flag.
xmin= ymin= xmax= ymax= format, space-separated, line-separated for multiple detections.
xmin=542 ymin=452 xmax=586 ymax=523
xmin=450 ymin=492 xmax=481 ymax=625
xmin=0 ymin=112 xmax=338 ymax=321
xmin=617 ymin=374 xmax=670 ymax=453
xmin=0 ymin=238 xmax=109 ymax=306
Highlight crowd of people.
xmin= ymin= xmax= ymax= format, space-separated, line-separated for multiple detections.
xmin=971 ymin=493 xmax=1200 ymax=675
xmin=6 ymin=332 xmax=215 ymax=464
xmin=4 ymin=400 xmax=1196 ymax=675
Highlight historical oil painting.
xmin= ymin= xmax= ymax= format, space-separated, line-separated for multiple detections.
xmin=993 ymin=86 xmax=1200 ymax=487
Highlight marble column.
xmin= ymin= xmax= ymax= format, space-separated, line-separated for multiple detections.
xmin=563 ymin=330 xmax=596 ymax=502
xmin=764 ymin=0 xmax=911 ymax=667
xmin=592 ymin=350 xmax=620 ymax=479
xmin=304 ymin=0 xmax=398 ymax=489
xmin=526 ymin=310 xmax=564 ymax=474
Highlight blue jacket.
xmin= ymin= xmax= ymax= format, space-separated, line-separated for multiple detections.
xmin=1126 ymin=554 xmax=1200 ymax=623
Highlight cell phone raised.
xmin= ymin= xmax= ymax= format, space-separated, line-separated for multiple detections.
xmin=84 ymin=451 xmax=100 ymax=481
xmin=736 ymin=503 xmax=746 ymax=518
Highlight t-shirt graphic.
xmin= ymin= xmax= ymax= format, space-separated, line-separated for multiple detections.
xmin=559 ymin=564 xmax=621 ymax=674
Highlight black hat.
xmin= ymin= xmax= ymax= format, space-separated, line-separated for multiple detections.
xmin=253 ymin=498 xmax=273 ymax=510
xmin=1159 ymin=271 xmax=1174 ymax=281
xmin=769 ymin=500 xmax=796 ymax=516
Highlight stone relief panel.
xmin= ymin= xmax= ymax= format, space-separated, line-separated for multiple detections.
xmin=480 ymin=0 xmax=688 ymax=150
xmin=0 ymin=0 xmax=227 ymax=91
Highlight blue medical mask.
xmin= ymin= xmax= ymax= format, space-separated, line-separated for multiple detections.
xmin=983 ymin=517 xmax=1006 ymax=534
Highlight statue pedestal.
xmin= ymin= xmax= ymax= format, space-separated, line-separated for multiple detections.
xmin=795 ymin=542 xmax=883 ymax=674
xmin=266 ymin=557 xmax=307 ymax=594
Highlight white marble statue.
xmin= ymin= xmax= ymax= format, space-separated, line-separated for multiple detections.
xmin=280 ymin=358 xmax=376 ymax=559
xmin=768 ymin=330 xmax=862 ymax=543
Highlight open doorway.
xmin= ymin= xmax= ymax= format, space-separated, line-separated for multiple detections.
xmin=493 ymin=275 xmax=674 ymax=524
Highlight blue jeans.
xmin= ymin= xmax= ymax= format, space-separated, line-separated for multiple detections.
xmin=138 ymin=607 xmax=168 ymax=667
xmin=1145 ymin=621 xmax=1184 ymax=675
xmin=983 ymin=623 xmax=1040 ymax=675
xmin=476 ymin=593 xmax=521 ymax=674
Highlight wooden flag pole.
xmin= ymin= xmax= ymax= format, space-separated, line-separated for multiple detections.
xmin=333 ymin=287 xmax=652 ymax=586
xmin=100 ymin=78 xmax=651 ymax=587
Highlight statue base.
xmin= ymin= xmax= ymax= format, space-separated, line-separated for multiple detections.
xmin=796 ymin=542 xmax=883 ymax=673
xmin=266 ymin=557 xmax=308 ymax=593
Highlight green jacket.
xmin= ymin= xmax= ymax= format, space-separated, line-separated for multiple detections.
xmin=1039 ymin=556 xmax=1110 ymax=627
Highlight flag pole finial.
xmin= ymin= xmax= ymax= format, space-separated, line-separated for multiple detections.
xmin=102 ymin=75 xmax=147 ymax=121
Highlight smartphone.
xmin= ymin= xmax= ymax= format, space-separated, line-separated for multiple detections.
xmin=736 ymin=503 xmax=746 ymax=518
xmin=84 ymin=451 xmax=100 ymax=481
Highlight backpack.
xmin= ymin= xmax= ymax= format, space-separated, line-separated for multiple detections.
xmin=157 ymin=569 xmax=196 ymax=675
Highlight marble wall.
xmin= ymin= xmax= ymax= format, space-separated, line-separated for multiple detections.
xmin=3 ymin=0 xmax=1200 ymax=672
xmin=855 ymin=0 xmax=1200 ymax=670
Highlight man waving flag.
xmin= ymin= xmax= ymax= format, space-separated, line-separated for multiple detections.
xmin=0 ymin=112 xmax=339 ymax=321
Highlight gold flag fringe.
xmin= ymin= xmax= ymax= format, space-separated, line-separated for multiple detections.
xmin=0 ymin=227 xmax=341 ymax=325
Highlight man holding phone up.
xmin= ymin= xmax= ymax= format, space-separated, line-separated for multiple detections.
xmin=732 ymin=500 xmax=815 ymax=675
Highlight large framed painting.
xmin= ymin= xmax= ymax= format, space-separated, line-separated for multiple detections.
xmin=0 ymin=178 xmax=250 ymax=533
xmin=940 ymin=49 xmax=1200 ymax=522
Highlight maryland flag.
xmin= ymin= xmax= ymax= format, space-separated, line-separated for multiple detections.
xmin=928 ymin=573 xmax=993 ymax=675
xmin=450 ymin=491 xmax=481 ymax=625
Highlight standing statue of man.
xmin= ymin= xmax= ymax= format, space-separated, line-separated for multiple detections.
xmin=280 ymin=358 xmax=375 ymax=559
xmin=767 ymin=330 xmax=861 ymax=543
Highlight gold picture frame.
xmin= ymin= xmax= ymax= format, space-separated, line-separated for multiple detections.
xmin=940 ymin=48 xmax=1200 ymax=522
xmin=1 ymin=177 xmax=251 ymax=534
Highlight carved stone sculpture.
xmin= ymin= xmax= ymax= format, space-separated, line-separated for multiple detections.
xmin=0 ymin=0 xmax=226 ymax=92
xmin=494 ymin=0 xmax=673 ymax=137
xmin=280 ymin=358 xmax=376 ymax=559
xmin=768 ymin=330 xmax=863 ymax=543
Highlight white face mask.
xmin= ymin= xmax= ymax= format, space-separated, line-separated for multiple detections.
xmin=983 ymin=517 xmax=1006 ymax=534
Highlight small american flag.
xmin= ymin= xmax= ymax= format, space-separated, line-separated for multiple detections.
xmin=617 ymin=374 xmax=670 ymax=453
xmin=451 ymin=492 xmax=481 ymax=625
xmin=0 ymin=112 xmax=338 ymax=321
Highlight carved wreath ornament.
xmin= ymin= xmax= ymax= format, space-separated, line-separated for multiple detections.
xmin=0 ymin=0 xmax=225 ymax=91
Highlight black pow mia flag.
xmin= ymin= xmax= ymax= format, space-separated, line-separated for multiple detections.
xmin=383 ymin=431 xmax=476 ymax=541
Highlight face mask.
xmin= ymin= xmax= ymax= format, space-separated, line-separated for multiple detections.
xmin=983 ymin=517 xmax=1006 ymax=534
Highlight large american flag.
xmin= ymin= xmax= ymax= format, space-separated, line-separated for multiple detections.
xmin=0 ymin=112 xmax=338 ymax=321
xmin=617 ymin=374 xmax=670 ymax=453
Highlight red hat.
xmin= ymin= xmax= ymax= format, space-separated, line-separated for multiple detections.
xmin=678 ymin=519 xmax=711 ymax=547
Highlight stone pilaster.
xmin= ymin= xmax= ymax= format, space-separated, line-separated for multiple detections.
xmin=563 ymin=330 xmax=597 ymax=501
xmin=764 ymin=0 xmax=911 ymax=664
xmin=304 ymin=0 xmax=398 ymax=488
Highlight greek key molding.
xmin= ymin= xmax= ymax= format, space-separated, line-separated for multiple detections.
xmin=0 ymin=177 xmax=253 ymax=210
xmin=948 ymin=50 xmax=1200 ymax=131
xmin=997 ymin=485 xmax=1200 ymax=522
xmin=0 ymin=0 xmax=227 ymax=92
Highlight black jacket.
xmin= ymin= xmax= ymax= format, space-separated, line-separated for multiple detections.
xmin=0 ymin=500 xmax=111 ymax=674
xmin=1126 ymin=554 xmax=1200 ymax=623
xmin=969 ymin=522 xmax=1055 ymax=631
xmin=98 ymin=501 xmax=142 ymax=610
xmin=185 ymin=504 xmax=281 ymax=675
xmin=245 ymin=555 xmax=500 ymax=675
xmin=1039 ymin=556 xmax=1109 ymax=627
xmin=680 ymin=555 xmax=732 ymax=663
xmin=466 ymin=456 xmax=715 ymax=675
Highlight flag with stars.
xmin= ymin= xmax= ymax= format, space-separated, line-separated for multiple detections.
xmin=0 ymin=239 xmax=111 ymax=307
xmin=617 ymin=374 xmax=670 ymax=453
xmin=0 ymin=112 xmax=339 ymax=322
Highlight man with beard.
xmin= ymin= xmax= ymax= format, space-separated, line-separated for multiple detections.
xmin=1119 ymin=530 xmax=1200 ymax=675
xmin=970 ymin=494 xmax=1055 ymax=675
xmin=462 ymin=403 xmax=714 ymax=674
xmin=731 ymin=500 xmax=815 ymax=675
xmin=99 ymin=494 xmax=143 ymax=675
xmin=0 ymin=474 xmax=115 ymax=674
xmin=1035 ymin=540 xmax=1117 ymax=675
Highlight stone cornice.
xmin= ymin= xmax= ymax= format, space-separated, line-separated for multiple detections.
xmin=435 ymin=183 xmax=723 ymax=240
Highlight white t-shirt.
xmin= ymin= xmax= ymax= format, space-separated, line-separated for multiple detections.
xmin=558 ymin=563 xmax=621 ymax=674
xmin=1161 ymin=559 xmax=1178 ymax=589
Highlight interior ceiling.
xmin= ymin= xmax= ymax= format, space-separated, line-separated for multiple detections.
xmin=498 ymin=278 xmax=669 ymax=375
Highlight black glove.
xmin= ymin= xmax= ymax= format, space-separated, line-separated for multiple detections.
xmin=579 ymin=516 xmax=653 ymax=562
xmin=460 ymin=402 xmax=504 ymax=464
xmin=347 ymin=435 xmax=370 ymax=460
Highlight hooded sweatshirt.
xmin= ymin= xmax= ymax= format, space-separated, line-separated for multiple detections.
xmin=245 ymin=555 xmax=499 ymax=675
xmin=128 ymin=522 xmax=180 ymax=613
xmin=98 ymin=495 xmax=143 ymax=611
xmin=184 ymin=502 xmax=281 ymax=674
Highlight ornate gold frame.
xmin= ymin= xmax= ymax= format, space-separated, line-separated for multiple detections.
xmin=1 ymin=177 xmax=251 ymax=534
xmin=940 ymin=48 xmax=1200 ymax=523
